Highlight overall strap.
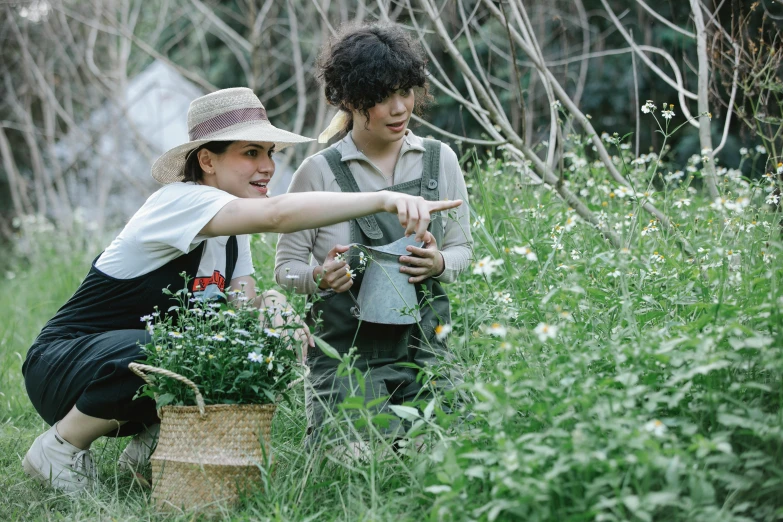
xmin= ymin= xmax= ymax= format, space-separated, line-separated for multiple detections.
xmin=321 ymin=148 xmax=384 ymax=240
xmin=419 ymin=139 xmax=441 ymax=201
xmin=419 ymin=139 xmax=444 ymax=246
xmin=224 ymin=236 xmax=238 ymax=284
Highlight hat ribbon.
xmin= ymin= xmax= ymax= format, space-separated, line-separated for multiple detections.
xmin=189 ymin=107 xmax=269 ymax=140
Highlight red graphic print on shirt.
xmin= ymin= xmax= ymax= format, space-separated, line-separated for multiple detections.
xmin=191 ymin=270 xmax=226 ymax=292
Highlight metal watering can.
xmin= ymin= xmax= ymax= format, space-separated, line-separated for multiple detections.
xmin=350 ymin=235 xmax=423 ymax=325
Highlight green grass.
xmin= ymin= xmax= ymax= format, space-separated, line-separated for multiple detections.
xmin=1 ymin=142 xmax=782 ymax=521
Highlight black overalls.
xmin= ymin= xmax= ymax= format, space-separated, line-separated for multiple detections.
xmin=305 ymin=139 xmax=459 ymax=440
xmin=22 ymin=238 xmax=237 ymax=437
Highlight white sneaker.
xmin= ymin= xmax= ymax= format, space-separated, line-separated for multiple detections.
xmin=22 ymin=424 xmax=97 ymax=494
xmin=118 ymin=423 xmax=159 ymax=473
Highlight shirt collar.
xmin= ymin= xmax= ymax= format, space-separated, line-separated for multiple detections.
xmin=337 ymin=129 xmax=426 ymax=163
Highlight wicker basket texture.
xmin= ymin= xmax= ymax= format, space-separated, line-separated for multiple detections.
xmin=129 ymin=363 xmax=275 ymax=512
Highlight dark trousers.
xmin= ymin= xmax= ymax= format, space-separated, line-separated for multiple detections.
xmin=22 ymin=329 xmax=158 ymax=437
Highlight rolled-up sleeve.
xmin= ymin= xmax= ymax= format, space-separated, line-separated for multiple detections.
xmin=274 ymin=158 xmax=322 ymax=294
xmin=433 ymin=144 xmax=473 ymax=284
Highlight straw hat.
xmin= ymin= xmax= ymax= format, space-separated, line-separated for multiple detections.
xmin=151 ymin=87 xmax=313 ymax=184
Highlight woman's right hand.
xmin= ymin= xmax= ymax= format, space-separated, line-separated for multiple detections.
xmin=314 ymin=244 xmax=354 ymax=293
xmin=381 ymin=192 xmax=462 ymax=242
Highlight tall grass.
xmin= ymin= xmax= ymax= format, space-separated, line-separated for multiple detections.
xmin=0 ymin=135 xmax=781 ymax=521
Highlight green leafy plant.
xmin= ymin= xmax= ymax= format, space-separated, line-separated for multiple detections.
xmin=137 ymin=277 xmax=302 ymax=408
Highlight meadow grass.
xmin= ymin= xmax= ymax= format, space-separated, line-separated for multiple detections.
xmin=0 ymin=137 xmax=781 ymax=521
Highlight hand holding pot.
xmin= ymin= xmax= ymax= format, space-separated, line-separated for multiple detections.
xmin=398 ymin=231 xmax=445 ymax=283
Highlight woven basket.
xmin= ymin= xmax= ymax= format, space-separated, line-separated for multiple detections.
xmin=129 ymin=363 xmax=275 ymax=512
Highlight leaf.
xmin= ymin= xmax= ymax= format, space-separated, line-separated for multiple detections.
xmin=424 ymin=398 xmax=436 ymax=421
xmin=157 ymin=393 xmax=176 ymax=408
xmin=622 ymin=495 xmax=640 ymax=512
xmin=371 ymin=413 xmax=396 ymax=429
xmin=423 ymin=485 xmax=451 ymax=494
xmin=337 ymin=396 xmax=366 ymax=410
xmin=389 ymin=405 xmax=420 ymax=421
xmin=314 ymin=336 xmax=341 ymax=359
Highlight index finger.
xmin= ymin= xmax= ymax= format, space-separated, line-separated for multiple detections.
xmin=428 ymin=199 xmax=462 ymax=212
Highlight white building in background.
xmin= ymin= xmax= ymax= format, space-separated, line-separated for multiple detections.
xmin=56 ymin=60 xmax=293 ymax=233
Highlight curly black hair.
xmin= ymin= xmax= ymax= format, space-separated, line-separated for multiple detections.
xmin=317 ymin=23 xmax=432 ymax=128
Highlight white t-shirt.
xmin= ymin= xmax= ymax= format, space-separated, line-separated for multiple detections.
xmin=95 ymin=183 xmax=254 ymax=292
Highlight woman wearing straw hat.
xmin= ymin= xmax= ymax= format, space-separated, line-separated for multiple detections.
xmin=21 ymin=87 xmax=461 ymax=493
xmin=275 ymin=24 xmax=473 ymax=449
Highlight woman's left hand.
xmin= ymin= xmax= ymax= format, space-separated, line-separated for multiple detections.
xmin=398 ymin=231 xmax=445 ymax=284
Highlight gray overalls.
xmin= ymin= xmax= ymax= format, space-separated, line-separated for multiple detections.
xmin=305 ymin=139 xmax=458 ymax=441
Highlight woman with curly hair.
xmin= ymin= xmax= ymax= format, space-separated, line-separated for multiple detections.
xmin=275 ymin=23 xmax=473 ymax=447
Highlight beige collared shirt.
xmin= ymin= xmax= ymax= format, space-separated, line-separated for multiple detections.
xmin=274 ymin=131 xmax=473 ymax=294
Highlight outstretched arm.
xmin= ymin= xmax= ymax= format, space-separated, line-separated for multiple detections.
xmin=201 ymin=191 xmax=462 ymax=243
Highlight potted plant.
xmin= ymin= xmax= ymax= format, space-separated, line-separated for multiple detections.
xmin=130 ymin=279 xmax=304 ymax=511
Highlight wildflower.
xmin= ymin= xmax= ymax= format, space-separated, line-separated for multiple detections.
xmin=494 ymin=292 xmax=513 ymax=305
xmin=643 ymin=419 xmax=667 ymax=438
xmin=641 ymin=221 xmax=659 ymax=236
xmin=473 ymin=256 xmax=504 ymax=277
xmin=222 ymin=309 xmax=237 ymax=317
xmin=534 ymin=323 xmax=558 ymax=342
xmin=609 ymin=270 xmax=622 ymax=278
xmin=264 ymin=328 xmax=281 ymax=338
xmin=434 ymin=323 xmax=452 ymax=341
xmin=486 ymin=323 xmax=507 ymax=338
xmin=673 ymin=198 xmax=691 ymax=208
xmin=551 ymin=100 xmax=562 ymax=110
xmin=208 ymin=354 xmax=215 ymax=360
xmin=511 ymin=246 xmax=538 ymax=261
xmin=472 ymin=216 xmax=486 ymax=228
xmin=264 ymin=353 xmax=275 ymax=371
xmin=247 ymin=352 xmax=261 ymax=363
xmin=641 ymin=100 xmax=656 ymax=114
xmin=140 ymin=314 xmax=153 ymax=322
xmin=710 ymin=197 xmax=728 ymax=210
xmin=766 ymin=193 xmax=780 ymax=206
xmin=661 ymin=108 xmax=675 ymax=120
xmin=650 ymin=252 xmax=664 ymax=264
xmin=570 ymin=249 xmax=581 ymax=260
xmin=665 ymin=170 xmax=685 ymax=183
xmin=724 ymin=196 xmax=750 ymax=212
xmin=155 ymin=345 xmax=163 ymax=353
xmin=168 ymin=331 xmax=183 ymax=338
xmin=346 ymin=268 xmax=356 ymax=280
xmin=234 ymin=328 xmax=251 ymax=337
xmin=211 ymin=333 xmax=226 ymax=342
xmin=755 ymin=145 xmax=766 ymax=154
xmin=778 ymin=163 xmax=783 ymax=175
xmin=358 ymin=251 xmax=367 ymax=267
xmin=615 ymin=185 xmax=633 ymax=198
xmin=334 ymin=252 xmax=346 ymax=263
xmin=739 ymin=147 xmax=748 ymax=156
xmin=563 ymin=215 xmax=578 ymax=232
